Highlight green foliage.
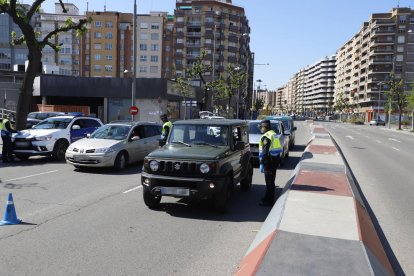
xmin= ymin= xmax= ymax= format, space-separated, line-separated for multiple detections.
xmin=334 ymin=92 xmax=350 ymax=113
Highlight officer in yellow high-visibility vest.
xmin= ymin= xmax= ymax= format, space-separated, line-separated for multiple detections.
xmin=258 ymin=120 xmax=283 ymax=206
xmin=160 ymin=113 xmax=172 ymax=146
xmin=1 ymin=113 xmax=17 ymax=163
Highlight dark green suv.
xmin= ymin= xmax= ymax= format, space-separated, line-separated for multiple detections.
xmin=141 ymin=119 xmax=253 ymax=212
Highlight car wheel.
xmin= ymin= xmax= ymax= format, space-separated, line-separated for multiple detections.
xmin=214 ymin=176 xmax=232 ymax=213
xmin=143 ymin=187 xmax=161 ymax=209
xmin=240 ymin=162 xmax=253 ymax=191
xmin=16 ymin=154 xmax=30 ymax=161
xmin=53 ymin=140 xmax=69 ymax=161
xmin=114 ymin=151 xmax=127 ymax=171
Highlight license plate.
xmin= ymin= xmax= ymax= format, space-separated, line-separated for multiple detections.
xmin=161 ymin=187 xmax=190 ymax=196
xmin=15 ymin=141 xmax=30 ymax=147
xmin=73 ymin=155 xmax=86 ymax=161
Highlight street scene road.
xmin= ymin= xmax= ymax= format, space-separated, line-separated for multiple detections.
xmin=0 ymin=122 xmax=310 ymax=275
xmin=322 ymin=122 xmax=414 ymax=275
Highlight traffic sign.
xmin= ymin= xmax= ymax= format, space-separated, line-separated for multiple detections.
xmin=129 ymin=106 xmax=139 ymax=115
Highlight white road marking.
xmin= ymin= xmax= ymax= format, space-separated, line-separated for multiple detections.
xmin=392 ymin=147 xmax=401 ymax=151
xmin=376 ymin=140 xmax=382 ymax=144
xmin=345 ymin=136 xmax=354 ymax=140
xmin=389 ymin=138 xmax=401 ymax=143
xmin=4 ymin=170 xmax=59 ymax=182
xmin=123 ymin=186 xmax=142 ymax=194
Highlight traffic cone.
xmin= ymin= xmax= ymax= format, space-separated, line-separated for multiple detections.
xmin=0 ymin=193 xmax=21 ymax=225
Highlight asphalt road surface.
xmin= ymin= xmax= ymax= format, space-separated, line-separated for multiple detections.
xmin=0 ymin=121 xmax=311 ymax=276
xmin=322 ymin=122 xmax=414 ymax=275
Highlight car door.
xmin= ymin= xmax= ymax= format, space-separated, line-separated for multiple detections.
xmin=230 ymin=125 xmax=243 ymax=181
xmin=127 ymin=125 xmax=146 ymax=163
xmin=142 ymin=124 xmax=162 ymax=156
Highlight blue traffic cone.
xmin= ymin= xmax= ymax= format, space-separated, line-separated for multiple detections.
xmin=0 ymin=193 xmax=21 ymax=225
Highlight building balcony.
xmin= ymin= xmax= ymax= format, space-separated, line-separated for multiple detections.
xmin=372 ymin=19 xmax=396 ymax=27
xmin=229 ymin=25 xmax=239 ymax=33
xmin=186 ymin=42 xmax=201 ymax=47
xmin=370 ymin=58 xmax=393 ymax=64
xmin=187 ymin=21 xmax=202 ymax=27
xmin=187 ymin=32 xmax=201 ymax=37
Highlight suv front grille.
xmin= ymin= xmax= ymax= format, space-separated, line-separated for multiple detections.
xmin=159 ymin=161 xmax=199 ymax=174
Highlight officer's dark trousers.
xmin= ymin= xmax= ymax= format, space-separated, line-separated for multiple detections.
xmin=263 ymin=157 xmax=280 ymax=202
xmin=1 ymin=135 xmax=13 ymax=162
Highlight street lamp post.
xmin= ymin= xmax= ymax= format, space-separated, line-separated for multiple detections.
xmin=212 ymin=24 xmax=216 ymax=112
xmin=235 ymin=66 xmax=241 ymax=119
xmin=377 ymin=81 xmax=383 ymax=120
xmin=131 ymin=0 xmax=137 ymax=121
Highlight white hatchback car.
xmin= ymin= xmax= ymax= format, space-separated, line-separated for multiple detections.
xmin=65 ymin=121 xmax=161 ymax=170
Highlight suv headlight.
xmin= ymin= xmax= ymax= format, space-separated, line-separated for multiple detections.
xmin=200 ymin=163 xmax=210 ymax=174
xmin=34 ymin=135 xmax=52 ymax=141
xmin=149 ymin=160 xmax=159 ymax=171
xmin=95 ymin=147 xmax=114 ymax=153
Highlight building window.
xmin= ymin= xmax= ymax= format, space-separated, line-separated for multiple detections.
xmin=105 ymin=21 xmax=113 ymax=28
xmin=150 ymin=55 xmax=158 ymax=62
xmin=105 ymin=65 xmax=113 ymax=72
xmin=166 ymin=46 xmax=170 ymax=52
xmin=140 ymin=66 xmax=147 ymax=72
xmin=151 ymin=23 xmax=159 ymax=29
xmin=140 ymin=33 xmax=148 ymax=40
xmin=105 ymin=32 xmax=113 ymax=39
xmin=94 ymin=65 xmax=102 ymax=71
xmin=140 ymin=22 xmax=148 ymax=29
xmin=95 ymin=21 xmax=102 ymax=28
xmin=105 ymin=43 xmax=113 ymax=50
xmin=94 ymin=32 xmax=102 ymax=39
xmin=94 ymin=43 xmax=102 ymax=50
xmin=94 ymin=54 xmax=101 ymax=60
xmin=151 ymin=33 xmax=159 ymax=40
xmin=398 ymin=36 xmax=405 ymax=43
xmin=106 ymin=55 xmax=113 ymax=60
xmin=140 ymin=55 xmax=147 ymax=62
xmin=140 ymin=44 xmax=147 ymax=51
xmin=151 ymin=44 xmax=159 ymax=51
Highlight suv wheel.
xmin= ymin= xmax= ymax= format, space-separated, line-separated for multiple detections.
xmin=53 ymin=140 xmax=69 ymax=161
xmin=214 ymin=176 xmax=232 ymax=213
xmin=143 ymin=187 xmax=161 ymax=209
xmin=240 ymin=162 xmax=253 ymax=191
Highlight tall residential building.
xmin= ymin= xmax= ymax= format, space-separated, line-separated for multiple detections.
xmin=173 ymin=0 xmax=251 ymax=110
xmin=162 ymin=14 xmax=175 ymax=79
xmin=295 ymin=70 xmax=306 ymax=114
xmin=35 ymin=3 xmax=85 ymax=76
xmin=303 ymin=55 xmax=336 ymax=115
xmin=0 ymin=6 xmax=31 ymax=70
xmin=81 ymin=11 xmax=132 ymax=77
xmin=335 ymin=8 xmax=414 ymax=121
xmin=274 ymin=86 xmax=286 ymax=114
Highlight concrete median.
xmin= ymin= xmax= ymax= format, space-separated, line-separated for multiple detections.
xmin=235 ymin=121 xmax=394 ymax=276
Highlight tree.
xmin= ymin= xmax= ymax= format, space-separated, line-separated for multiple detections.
xmin=171 ymin=76 xmax=191 ymax=120
xmin=386 ymin=73 xmax=406 ymax=130
xmin=334 ymin=92 xmax=350 ymax=121
xmin=0 ymin=0 xmax=90 ymax=130
xmin=407 ymin=86 xmax=414 ymax=131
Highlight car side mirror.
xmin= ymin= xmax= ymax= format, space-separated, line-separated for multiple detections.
xmin=32 ymin=125 xmax=36 ymax=128
xmin=131 ymin=136 xmax=140 ymax=141
xmin=86 ymin=133 xmax=91 ymax=138
xmin=284 ymin=130 xmax=291 ymax=136
xmin=72 ymin=125 xmax=81 ymax=130
xmin=159 ymin=139 xmax=166 ymax=147
xmin=234 ymin=141 xmax=245 ymax=150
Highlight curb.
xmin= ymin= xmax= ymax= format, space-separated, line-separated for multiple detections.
xmin=235 ymin=120 xmax=394 ymax=276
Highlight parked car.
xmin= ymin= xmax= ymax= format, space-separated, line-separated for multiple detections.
xmin=369 ymin=119 xmax=386 ymax=126
xmin=65 ymin=121 xmax=161 ymax=170
xmin=141 ymin=119 xmax=253 ymax=212
xmin=13 ymin=115 xmax=102 ymax=161
xmin=266 ymin=115 xmax=297 ymax=149
xmin=26 ymin=111 xmax=65 ymax=129
xmin=248 ymin=120 xmax=290 ymax=166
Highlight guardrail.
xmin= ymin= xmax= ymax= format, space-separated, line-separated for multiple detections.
xmin=235 ymin=121 xmax=394 ymax=275
xmin=0 ymin=108 xmax=16 ymax=119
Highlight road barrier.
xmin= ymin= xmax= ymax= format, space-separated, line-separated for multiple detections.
xmin=235 ymin=121 xmax=394 ymax=276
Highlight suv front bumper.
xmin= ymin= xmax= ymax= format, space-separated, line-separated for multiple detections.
xmin=141 ymin=172 xmax=226 ymax=199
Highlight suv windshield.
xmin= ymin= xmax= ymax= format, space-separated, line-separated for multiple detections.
xmin=249 ymin=122 xmax=281 ymax=135
xmin=34 ymin=117 xmax=72 ymax=129
xmin=169 ymin=124 xmax=229 ymax=146
xmin=91 ymin=125 xmax=131 ymax=140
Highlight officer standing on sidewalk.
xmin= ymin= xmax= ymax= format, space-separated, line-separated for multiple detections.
xmin=160 ymin=113 xmax=172 ymax=146
xmin=258 ymin=120 xmax=283 ymax=206
xmin=1 ymin=113 xmax=17 ymax=163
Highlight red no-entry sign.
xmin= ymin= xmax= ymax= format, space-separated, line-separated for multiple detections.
xmin=129 ymin=105 xmax=139 ymax=115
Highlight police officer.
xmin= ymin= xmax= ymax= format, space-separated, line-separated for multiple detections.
xmin=258 ymin=120 xmax=283 ymax=206
xmin=1 ymin=113 xmax=17 ymax=163
xmin=160 ymin=113 xmax=172 ymax=146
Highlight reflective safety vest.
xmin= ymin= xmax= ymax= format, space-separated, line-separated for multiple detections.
xmin=258 ymin=130 xmax=282 ymax=160
xmin=162 ymin=121 xmax=172 ymax=136
xmin=0 ymin=118 xmax=10 ymax=136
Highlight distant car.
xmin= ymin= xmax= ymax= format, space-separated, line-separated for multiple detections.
xmin=13 ymin=115 xmax=102 ymax=161
xmin=203 ymin=115 xmax=225 ymax=136
xmin=266 ymin=116 xmax=297 ymax=149
xmin=65 ymin=121 xmax=161 ymax=170
xmin=248 ymin=120 xmax=289 ymax=166
xmin=369 ymin=119 xmax=386 ymax=126
xmin=26 ymin=111 xmax=65 ymax=129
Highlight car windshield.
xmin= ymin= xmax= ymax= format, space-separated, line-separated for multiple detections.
xmin=169 ymin=124 xmax=229 ymax=146
xmin=91 ymin=125 xmax=131 ymax=140
xmin=249 ymin=122 xmax=280 ymax=135
xmin=34 ymin=117 xmax=72 ymax=129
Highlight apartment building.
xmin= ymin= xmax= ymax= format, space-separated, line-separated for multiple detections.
xmin=274 ymin=86 xmax=286 ymax=114
xmin=173 ymin=0 xmax=252 ymax=110
xmin=303 ymin=55 xmax=336 ymax=115
xmin=162 ymin=14 xmax=175 ymax=79
xmin=34 ymin=3 xmax=85 ymax=76
xmin=81 ymin=11 xmax=132 ymax=78
xmin=335 ymin=8 xmax=414 ymax=121
xmin=295 ymin=70 xmax=306 ymax=114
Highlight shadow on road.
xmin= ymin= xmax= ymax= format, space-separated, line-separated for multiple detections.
xmin=73 ymin=162 xmax=143 ymax=175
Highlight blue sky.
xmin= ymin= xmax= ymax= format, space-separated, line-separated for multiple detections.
xmin=42 ymin=0 xmax=412 ymax=90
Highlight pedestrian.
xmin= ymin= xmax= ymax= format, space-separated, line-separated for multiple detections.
xmin=1 ymin=113 xmax=18 ymax=163
xmin=160 ymin=113 xmax=172 ymax=146
xmin=258 ymin=120 xmax=283 ymax=206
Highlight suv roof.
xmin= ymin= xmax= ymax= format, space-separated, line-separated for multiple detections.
xmin=108 ymin=121 xmax=160 ymax=126
xmin=173 ymin=119 xmax=246 ymax=126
